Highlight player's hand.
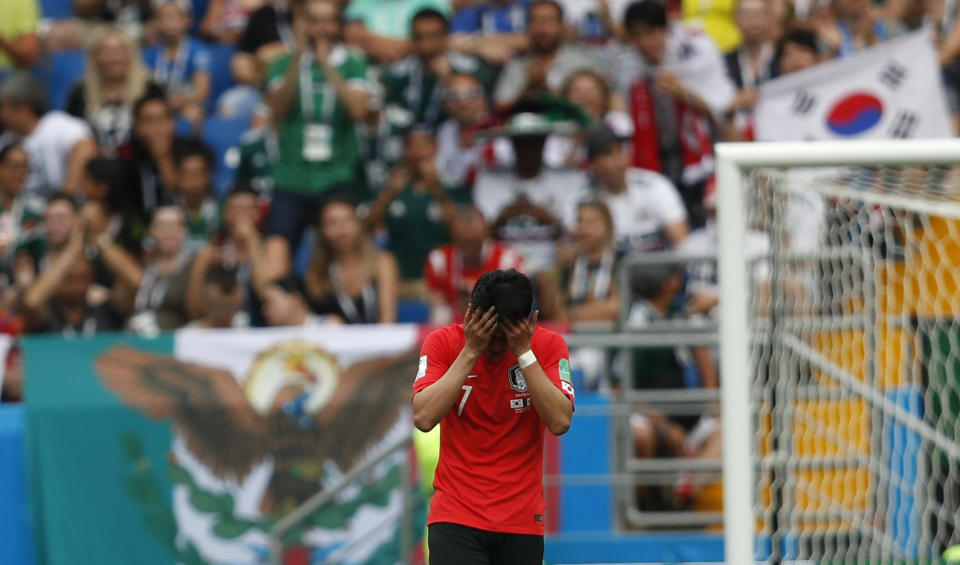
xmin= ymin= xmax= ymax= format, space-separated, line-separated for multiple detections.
xmin=463 ymin=304 xmax=497 ymax=355
xmin=501 ymin=310 xmax=539 ymax=358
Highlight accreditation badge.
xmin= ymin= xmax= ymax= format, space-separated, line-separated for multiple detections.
xmin=303 ymin=124 xmax=333 ymax=162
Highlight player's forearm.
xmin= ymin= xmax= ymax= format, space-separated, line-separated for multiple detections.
xmin=413 ymin=347 xmax=480 ymax=431
xmin=523 ymin=364 xmax=572 ymax=435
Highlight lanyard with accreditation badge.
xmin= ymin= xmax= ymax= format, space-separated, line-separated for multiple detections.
xmin=299 ymin=51 xmax=338 ymax=162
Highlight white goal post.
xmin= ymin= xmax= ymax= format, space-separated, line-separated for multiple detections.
xmin=716 ymin=139 xmax=960 ymax=564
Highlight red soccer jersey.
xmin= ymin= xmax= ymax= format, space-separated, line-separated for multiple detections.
xmin=424 ymin=242 xmax=524 ymax=321
xmin=412 ymin=324 xmax=575 ymax=535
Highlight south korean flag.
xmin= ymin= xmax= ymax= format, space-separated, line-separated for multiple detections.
xmin=754 ymin=29 xmax=954 ymax=141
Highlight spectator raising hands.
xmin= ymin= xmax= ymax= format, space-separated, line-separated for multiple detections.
xmin=366 ymin=127 xmax=471 ymax=286
xmin=261 ymin=0 xmax=370 ymax=288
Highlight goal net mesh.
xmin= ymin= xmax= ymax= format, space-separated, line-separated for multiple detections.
xmin=744 ymin=165 xmax=960 ymax=562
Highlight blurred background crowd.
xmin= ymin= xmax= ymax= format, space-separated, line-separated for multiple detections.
xmin=0 ymin=0 xmax=954 ymax=494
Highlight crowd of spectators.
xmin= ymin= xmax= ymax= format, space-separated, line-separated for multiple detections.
xmin=0 ymin=0 xmax=957 ymax=509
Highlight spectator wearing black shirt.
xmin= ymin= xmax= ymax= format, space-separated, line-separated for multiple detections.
xmin=21 ymin=196 xmax=139 ymax=336
xmin=232 ymin=0 xmax=295 ymax=87
xmin=116 ymin=93 xmax=182 ymax=220
xmin=382 ymin=9 xmax=491 ymax=125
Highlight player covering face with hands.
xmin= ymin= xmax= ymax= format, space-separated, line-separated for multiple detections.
xmin=412 ymin=269 xmax=575 ymax=565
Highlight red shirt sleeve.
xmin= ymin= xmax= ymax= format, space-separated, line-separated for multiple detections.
xmin=412 ymin=326 xmax=459 ymax=396
xmin=532 ymin=329 xmax=575 ymax=406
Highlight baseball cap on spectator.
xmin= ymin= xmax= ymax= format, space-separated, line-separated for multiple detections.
xmin=475 ymin=95 xmax=588 ymax=139
xmin=585 ymin=122 xmax=629 ymax=161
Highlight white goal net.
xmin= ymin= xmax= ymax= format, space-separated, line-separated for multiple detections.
xmin=716 ymin=141 xmax=960 ymax=564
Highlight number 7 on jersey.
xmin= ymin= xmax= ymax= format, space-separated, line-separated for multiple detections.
xmin=458 ymin=385 xmax=473 ymax=416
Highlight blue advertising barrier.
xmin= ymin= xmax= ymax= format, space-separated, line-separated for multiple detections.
xmin=0 ymin=404 xmax=32 ymax=565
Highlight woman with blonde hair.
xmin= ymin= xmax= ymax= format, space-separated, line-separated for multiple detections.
xmin=539 ymin=200 xmax=620 ymax=323
xmin=66 ymin=27 xmax=162 ymax=154
xmin=302 ymin=195 xmax=398 ymax=324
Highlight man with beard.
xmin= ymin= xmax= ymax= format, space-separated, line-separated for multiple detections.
xmin=382 ymin=8 xmax=491 ymax=125
xmin=493 ymin=0 xmax=592 ymax=107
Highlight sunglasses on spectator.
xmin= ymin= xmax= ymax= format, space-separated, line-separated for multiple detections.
xmin=445 ymin=88 xmax=482 ymax=101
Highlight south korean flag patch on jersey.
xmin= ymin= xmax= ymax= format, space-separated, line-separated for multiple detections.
xmin=559 ymin=358 xmax=575 ymax=399
xmin=508 ymin=364 xmax=528 ymax=392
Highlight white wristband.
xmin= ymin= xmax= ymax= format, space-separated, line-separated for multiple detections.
xmin=517 ymin=350 xmax=537 ymax=369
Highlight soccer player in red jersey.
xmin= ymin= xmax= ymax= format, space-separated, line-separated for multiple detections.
xmin=412 ymin=269 xmax=575 ymax=565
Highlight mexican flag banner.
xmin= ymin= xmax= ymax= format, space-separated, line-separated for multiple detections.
xmin=25 ymin=325 xmax=425 ymax=565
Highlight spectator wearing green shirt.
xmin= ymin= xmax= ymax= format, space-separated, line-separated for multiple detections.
xmin=382 ymin=8 xmax=491 ymax=125
xmin=0 ymin=144 xmax=44 ymax=263
xmin=366 ymin=126 xmax=471 ymax=291
xmin=0 ymin=0 xmax=40 ymax=74
xmin=262 ymin=0 xmax=370 ymax=285
xmin=173 ymin=139 xmax=219 ymax=250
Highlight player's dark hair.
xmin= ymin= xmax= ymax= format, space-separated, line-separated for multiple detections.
xmin=623 ymin=0 xmax=667 ymax=32
xmin=411 ymin=7 xmax=449 ymax=33
xmin=470 ymin=269 xmax=533 ymax=322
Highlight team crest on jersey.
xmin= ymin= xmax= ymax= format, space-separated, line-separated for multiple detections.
xmin=508 ymin=364 xmax=528 ymax=392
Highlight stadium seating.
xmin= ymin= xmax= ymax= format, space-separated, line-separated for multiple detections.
xmin=39 ymin=0 xmax=73 ymax=19
xmin=202 ymin=114 xmax=248 ymax=196
xmin=205 ymin=42 xmax=237 ymax=112
xmin=35 ymin=50 xmax=85 ymax=111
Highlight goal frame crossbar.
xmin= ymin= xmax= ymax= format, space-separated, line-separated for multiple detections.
xmin=715 ymin=139 xmax=960 ymax=565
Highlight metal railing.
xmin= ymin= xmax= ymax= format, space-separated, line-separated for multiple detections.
xmin=565 ymin=251 xmax=726 ymax=530
xmin=268 ymin=434 xmax=416 ymax=565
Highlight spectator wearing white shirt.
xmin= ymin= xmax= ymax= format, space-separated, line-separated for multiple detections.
xmin=434 ymin=73 xmax=491 ymax=188
xmin=472 ymin=108 xmax=587 ymax=274
xmin=583 ymin=123 xmax=688 ymax=254
xmin=616 ymin=0 xmax=735 ymax=227
xmin=0 ymin=73 xmax=97 ymax=197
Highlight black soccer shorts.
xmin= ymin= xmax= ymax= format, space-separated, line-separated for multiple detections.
xmin=427 ymin=522 xmax=544 ymax=565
